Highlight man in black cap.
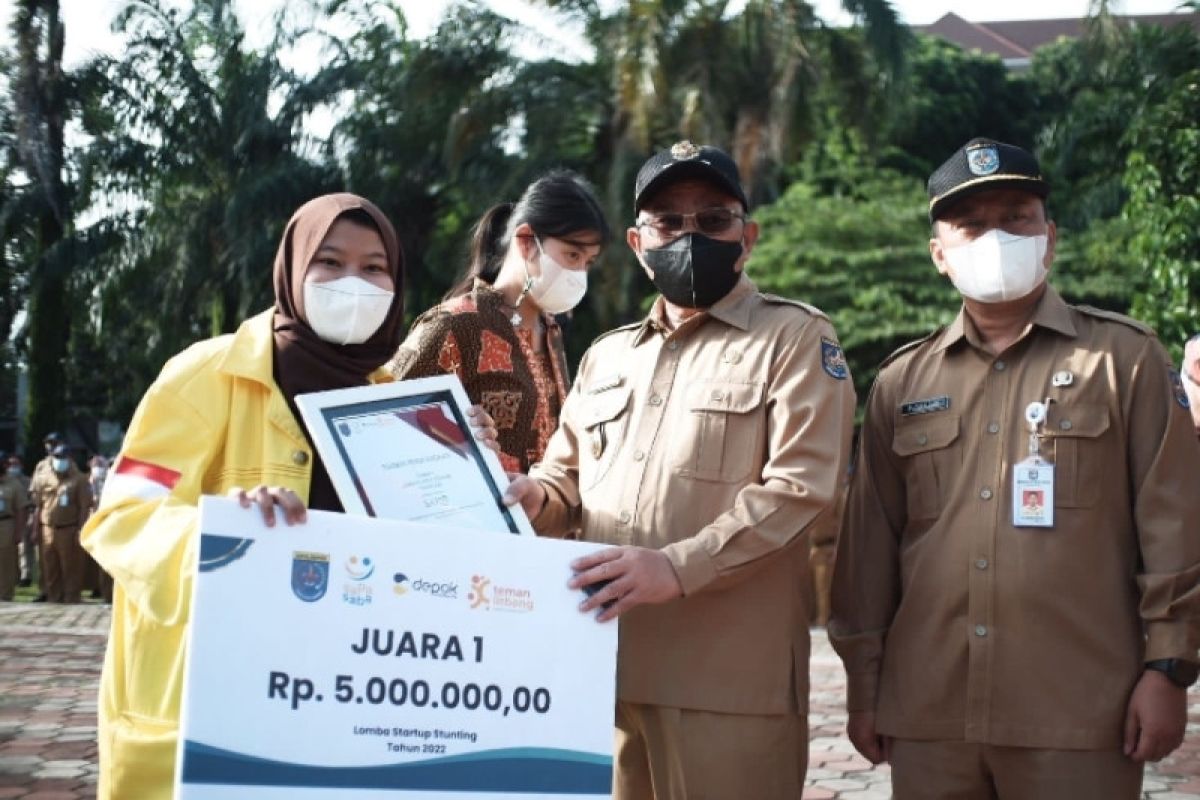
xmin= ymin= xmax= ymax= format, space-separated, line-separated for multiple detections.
xmin=505 ymin=141 xmax=855 ymax=797
xmin=829 ymin=137 xmax=1200 ymax=798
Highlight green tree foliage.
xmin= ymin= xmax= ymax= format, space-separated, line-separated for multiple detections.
xmin=73 ymin=0 xmax=345 ymax=419
xmin=1127 ymin=71 xmax=1200 ymax=356
xmin=749 ymin=163 xmax=958 ymax=400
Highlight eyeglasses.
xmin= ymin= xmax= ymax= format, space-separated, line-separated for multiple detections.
xmin=637 ymin=207 xmax=746 ymax=238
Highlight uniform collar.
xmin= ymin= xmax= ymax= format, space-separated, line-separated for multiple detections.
xmin=934 ymin=283 xmax=1077 ymax=353
xmin=632 ymin=274 xmax=756 ymax=346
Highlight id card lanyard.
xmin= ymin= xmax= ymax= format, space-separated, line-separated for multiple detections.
xmin=1012 ymin=399 xmax=1054 ymax=528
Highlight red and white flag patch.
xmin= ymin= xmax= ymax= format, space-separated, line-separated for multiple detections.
xmin=103 ymin=456 xmax=182 ymax=503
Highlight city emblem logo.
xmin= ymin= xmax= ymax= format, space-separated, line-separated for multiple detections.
xmin=670 ymin=140 xmax=700 ymax=160
xmin=291 ymin=551 xmax=330 ymax=603
xmin=967 ymin=145 xmax=1000 ymax=176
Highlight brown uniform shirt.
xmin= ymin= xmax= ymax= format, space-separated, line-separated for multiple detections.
xmin=0 ymin=475 xmax=29 ymax=527
xmin=531 ymin=277 xmax=856 ymax=715
xmin=30 ymin=465 xmax=91 ymax=530
xmin=829 ymin=286 xmax=1200 ymax=750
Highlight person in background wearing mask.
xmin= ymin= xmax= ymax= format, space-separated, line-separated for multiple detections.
xmin=85 ymin=454 xmax=113 ymax=602
xmin=504 ymin=141 xmax=855 ymax=798
xmin=829 ymin=138 xmax=1200 ymax=799
xmin=27 ymin=431 xmax=63 ymax=600
xmin=81 ymin=193 xmax=500 ymax=800
xmin=28 ymin=443 xmax=91 ymax=603
xmin=390 ymin=171 xmax=609 ymax=474
xmin=6 ymin=454 xmax=36 ymax=589
xmin=0 ymin=450 xmax=31 ymax=601
xmin=1181 ymin=334 xmax=1200 ymax=437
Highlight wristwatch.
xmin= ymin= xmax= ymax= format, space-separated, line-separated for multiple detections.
xmin=1145 ymin=659 xmax=1200 ymax=688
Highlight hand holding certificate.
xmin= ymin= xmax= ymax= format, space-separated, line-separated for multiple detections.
xmin=295 ymin=375 xmax=533 ymax=535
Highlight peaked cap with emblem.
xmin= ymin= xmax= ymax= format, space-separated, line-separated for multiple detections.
xmin=927 ymin=137 xmax=1049 ymax=222
xmin=634 ymin=140 xmax=749 ymax=212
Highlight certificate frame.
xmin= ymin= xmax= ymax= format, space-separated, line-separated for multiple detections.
xmin=294 ymin=375 xmax=534 ymax=536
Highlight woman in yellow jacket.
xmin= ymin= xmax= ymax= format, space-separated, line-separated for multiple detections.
xmin=82 ymin=194 xmax=495 ymax=799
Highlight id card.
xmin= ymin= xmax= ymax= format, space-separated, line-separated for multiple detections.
xmin=1013 ymin=458 xmax=1054 ymax=527
xmin=58 ymin=492 xmax=69 ymax=508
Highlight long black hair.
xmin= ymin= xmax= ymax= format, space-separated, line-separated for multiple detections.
xmin=447 ymin=170 xmax=610 ymax=298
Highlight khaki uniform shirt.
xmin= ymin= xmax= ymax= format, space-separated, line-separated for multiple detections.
xmin=531 ymin=277 xmax=856 ymax=715
xmin=0 ymin=475 xmax=29 ymax=532
xmin=30 ymin=465 xmax=90 ymax=530
xmin=829 ymin=286 xmax=1200 ymax=750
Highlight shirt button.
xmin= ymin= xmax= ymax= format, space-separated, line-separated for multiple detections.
xmin=648 ymin=394 xmax=663 ymax=406
xmin=711 ymin=390 xmax=725 ymax=402
xmin=724 ymin=351 xmax=742 ymax=365
xmin=975 ymin=558 xmax=989 ymax=570
xmin=633 ymin=450 xmax=645 ymax=462
xmin=994 ymin=360 xmax=1007 ymax=371
xmin=987 ymin=422 xmax=1000 ymax=434
xmin=974 ymin=625 xmax=988 ymax=637
xmin=667 ymin=341 xmax=679 ymax=351
xmin=916 ymin=434 xmax=928 ymax=445
xmin=618 ymin=510 xmax=631 ymax=524
xmin=1059 ymin=420 xmax=1073 ymax=431
xmin=292 ymin=450 xmax=309 ymax=465
xmin=980 ymin=488 xmax=993 ymax=500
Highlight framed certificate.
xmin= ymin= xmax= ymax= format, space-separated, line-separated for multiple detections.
xmin=295 ymin=376 xmax=533 ymax=536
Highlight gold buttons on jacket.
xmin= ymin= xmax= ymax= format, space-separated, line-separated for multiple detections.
xmin=293 ymin=450 xmax=309 ymax=465
xmin=618 ymin=510 xmax=631 ymax=524
xmin=1059 ymin=420 xmax=1073 ymax=431
xmin=980 ymin=488 xmax=993 ymax=500
xmin=649 ymin=394 xmax=663 ymax=406
xmin=974 ymin=625 xmax=988 ymax=637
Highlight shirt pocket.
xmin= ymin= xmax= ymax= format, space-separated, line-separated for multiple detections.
xmin=891 ymin=414 xmax=961 ymax=520
xmin=580 ymin=387 xmax=632 ymax=489
xmin=1047 ymin=402 xmax=1111 ymax=508
xmin=676 ymin=380 xmax=766 ymax=483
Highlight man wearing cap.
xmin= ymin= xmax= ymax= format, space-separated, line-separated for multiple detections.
xmin=0 ymin=451 xmax=31 ymax=600
xmin=29 ymin=443 xmax=91 ymax=603
xmin=505 ymin=141 xmax=855 ymax=798
xmin=28 ymin=432 xmax=64 ymax=600
xmin=829 ymin=137 xmax=1200 ymax=798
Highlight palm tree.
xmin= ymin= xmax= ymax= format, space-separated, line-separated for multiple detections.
xmin=75 ymin=0 xmax=345 ymax=417
xmin=8 ymin=0 xmax=70 ymax=459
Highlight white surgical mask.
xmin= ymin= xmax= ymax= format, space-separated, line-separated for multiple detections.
xmin=52 ymin=458 xmax=70 ymax=473
xmin=6 ymin=467 xmax=20 ymax=477
xmin=91 ymin=466 xmax=108 ymax=480
xmin=942 ymin=229 xmax=1048 ymax=304
xmin=303 ymin=275 xmax=394 ymax=345
xmin=525 ymin=239 xmax=588 ymax=315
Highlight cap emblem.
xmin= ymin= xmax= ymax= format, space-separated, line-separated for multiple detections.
xmin=967 ymin=145 xmax=1000 ymax=176
xmin=670 ymin=140 xmax=701 ymax=160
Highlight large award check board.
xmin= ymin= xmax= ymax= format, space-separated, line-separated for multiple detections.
xmin=177 ymin=498 xmax=617 ymax=799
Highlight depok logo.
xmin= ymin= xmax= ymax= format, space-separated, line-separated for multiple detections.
xmin=392 ymin=571 xmax=458 ymax=599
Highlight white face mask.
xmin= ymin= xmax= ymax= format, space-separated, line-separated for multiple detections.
xmin=525 ymin=239 xmax=588 ymax=315
xmin=6 ymin=467 xmax=20 ymax=477
xmin=303 ymin=275 xmax=394 ymax=345
xmin=52 ymin=458 xmax=70 ymax=473
xmin=942 ymin=229 xmax=1048 ymax=304
xmin=91 ymin=466 xmax=108 ymax=480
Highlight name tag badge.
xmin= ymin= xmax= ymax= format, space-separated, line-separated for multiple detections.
xmin=58 ymin=492 xmax=70 ymax=508
xmin=1013 ymin=458 xmax=1054 ymax=528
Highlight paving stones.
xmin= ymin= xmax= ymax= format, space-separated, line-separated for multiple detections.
xmin=4 ymin=602 xmax=1200 ymax=798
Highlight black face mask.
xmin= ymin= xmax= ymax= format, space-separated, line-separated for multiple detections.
xmin=642 ymin=233 xmax=743 ymax=309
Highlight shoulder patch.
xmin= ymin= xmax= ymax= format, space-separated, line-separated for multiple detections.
xmin=760 ymin=293 xmax=829 ymax=321
xmin=879 ymin=327 xmax=945 ymax=370
xmin=1169 ymin=368 xmax=1190 ymax=409
xmin=821 ymin=337 xmax=849 ymax=380
xmin=1074 ymin=305 xmax=1156 ymax=337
